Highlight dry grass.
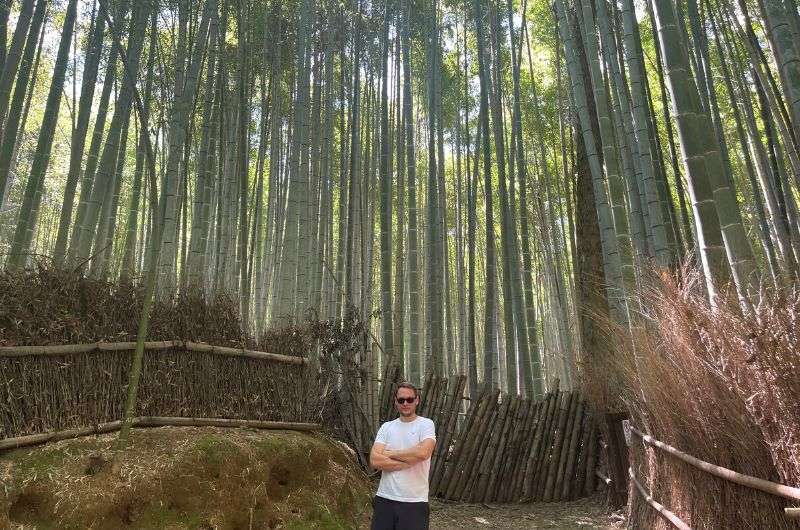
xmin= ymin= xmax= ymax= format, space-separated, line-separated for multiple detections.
xmin=612 ymin=269 xmax=799 ymax=529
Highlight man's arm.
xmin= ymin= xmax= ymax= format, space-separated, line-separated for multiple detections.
xmin=384 ymin=438 xmax=436 ymax=464
xmin=370 ymin=442 xmax=413 ymax=471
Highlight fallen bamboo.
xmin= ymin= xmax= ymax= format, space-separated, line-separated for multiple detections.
xmin=0 ymin=340 xmax=308 ymax=365
xmin=0 ymin=417 xmax=322 ymax=451
xmin=629 ymin=468 xmax=691 ymax=530
xmin=630 ymin=426 xmax=800 ymax=503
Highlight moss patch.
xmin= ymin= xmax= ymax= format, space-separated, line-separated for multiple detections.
xmin=0 ymin=427 xmax=371 ymax=529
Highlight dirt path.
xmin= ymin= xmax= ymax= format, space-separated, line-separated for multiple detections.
xmin=428 ymin=495 xmax=623 ymax=529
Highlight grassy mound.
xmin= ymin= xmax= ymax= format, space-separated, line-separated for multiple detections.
xmin=0 ymin=427 xmax=371 ymax=529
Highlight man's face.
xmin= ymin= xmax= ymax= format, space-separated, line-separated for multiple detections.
xmin=395 ymin=388 xmax=418 ymax=417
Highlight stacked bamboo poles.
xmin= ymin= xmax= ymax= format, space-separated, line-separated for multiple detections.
xmin=430 ymin=386 xmax=599 ymax=503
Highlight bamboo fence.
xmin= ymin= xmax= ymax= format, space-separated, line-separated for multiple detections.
xmin=353 ymin=373 xmax=601 ymax=503
xmin=0 ymin=341 xmax=318 ymax=440
xmin=430 ymin=385 xmax=599 ymax=503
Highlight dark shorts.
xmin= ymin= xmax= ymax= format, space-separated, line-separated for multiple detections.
xmin=370 ymin=495 xmax=430 ymax=530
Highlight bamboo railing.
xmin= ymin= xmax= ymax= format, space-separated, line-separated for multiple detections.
xmin=624 ymin=421 xmax=800 ymax=524
xmin=0 ymin=340 xmax=307 ymax=364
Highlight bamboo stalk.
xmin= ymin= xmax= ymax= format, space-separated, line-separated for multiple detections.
xmin=0 ymin=417 xmax=321 ymax=451
xmin=629 ymin=467 xmax=692 ymax=530
xmin=631 ymin=426 xmax=800 ymax=502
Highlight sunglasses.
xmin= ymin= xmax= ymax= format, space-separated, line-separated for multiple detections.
xmin=396 ymin=397 xmax=416 ymax=404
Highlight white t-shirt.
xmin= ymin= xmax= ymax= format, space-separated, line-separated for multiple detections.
xmin=374 ymin=416 xmax=436 ymax=503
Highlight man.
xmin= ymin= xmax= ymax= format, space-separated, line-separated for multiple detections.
xmin=369 ymin=382 xmax=436 ymax=530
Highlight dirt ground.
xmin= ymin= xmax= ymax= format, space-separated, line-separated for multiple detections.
xmin=428 ymin=495 xmax=624 ymax=529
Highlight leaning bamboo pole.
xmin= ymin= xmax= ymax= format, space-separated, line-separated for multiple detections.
xmin=450 ymin=389 xmax=497 ymax=499
xmin=0 ymin=417 xmax=322 ymax=451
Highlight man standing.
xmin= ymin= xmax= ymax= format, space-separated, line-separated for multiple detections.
xmin=369 ymin=382 xmax=436 ymax=530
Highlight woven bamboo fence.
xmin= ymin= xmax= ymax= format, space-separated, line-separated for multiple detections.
xmin=0 ymin=341 xmax=320 ymax=441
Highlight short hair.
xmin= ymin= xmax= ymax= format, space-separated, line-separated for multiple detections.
xmin=395 ymin=382 xmax=419 ymax=398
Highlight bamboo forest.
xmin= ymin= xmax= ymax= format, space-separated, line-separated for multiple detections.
xmin=1 ymin=0 xmax=800 ymax=527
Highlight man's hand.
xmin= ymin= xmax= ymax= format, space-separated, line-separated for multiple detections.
xmin=384 ymin=439 xmax=436 ymax=464
xmin=370 ymin=442 xmax=413 ymax=472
